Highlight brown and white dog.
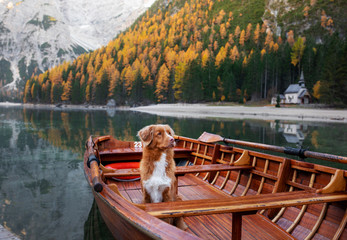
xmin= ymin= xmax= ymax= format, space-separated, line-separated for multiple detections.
xmin=137 ymin=124 xmax=187 ymax=230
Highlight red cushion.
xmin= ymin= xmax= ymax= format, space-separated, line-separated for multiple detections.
xmin=105 ymin=162 xmax=140 ymax=181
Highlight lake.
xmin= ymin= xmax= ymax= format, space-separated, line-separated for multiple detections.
xmin=0 ymin=106 xmax=346 ymax=239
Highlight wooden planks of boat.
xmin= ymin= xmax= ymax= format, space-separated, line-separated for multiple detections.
xmin=84 ymin=133 xmax=347 ymax=240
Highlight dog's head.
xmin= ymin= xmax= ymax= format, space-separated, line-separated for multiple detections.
xmin=137 ymin=124 xmax=175 ymax=149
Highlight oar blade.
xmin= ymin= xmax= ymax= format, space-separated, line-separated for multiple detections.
xmin=198 ymin=132 xmax=224 ymax=143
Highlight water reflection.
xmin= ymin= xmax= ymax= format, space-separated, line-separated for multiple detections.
xmin=84 ymin=201 xmax=113 ymax=240
xmin=0 ymin=107 xmax=346 ymax=239
xmin=271 ymin=122 xmax=308 ymax=145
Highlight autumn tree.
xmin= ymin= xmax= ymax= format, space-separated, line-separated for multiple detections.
xmin=155 ymin=64 xmax=170 ymax=102
xmin=173 ymin=62 xmax=186 ymax=100
xmin=230 ymin=45 xmax=239 ymax=63
xmin=201 ymin=49 xmax=210 ymax=68
xmin=253 ymin=23 xmax=260 ymax=45
xmin=245 ymin=23 xmax=252 ymax=41
xmin=108 ymin=68 xmax=120 ymax=98
xmin=61 ymin=72 xmax=73 ymax=101
xmin=215 ymin=46 xmax=227 ymax=67
xmin=312 ymin=81 xmax=321 ymax=100
xmin=291 ymin=36 xmax=306 ymax=73
xmin=287 ymin=30 xmax=295 ymax=47
xmin=220 ymin=24 xmax=227 ymax=39
xmin=321 ymin=10 xmax=327 ymax=28
xmin=303 ymin=6 xmax=310 ymax=18
xmin=234 ymin=25 xmax=241 ymax=38
xmin=239 ymin=29 xmax=245 ymax=46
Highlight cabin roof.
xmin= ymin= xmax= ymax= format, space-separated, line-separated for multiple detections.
xmin=272 ymin=94 xmax=285 ymax=99
xmin=284 ymin=84 xmax=302 ymax=94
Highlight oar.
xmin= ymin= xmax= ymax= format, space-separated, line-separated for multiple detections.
xmin=86 ymin=136 xmax=103 ymax=192
xmin=198 ymin=132 xmax=347 ymax=164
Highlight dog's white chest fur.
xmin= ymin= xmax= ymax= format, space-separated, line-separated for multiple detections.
xmin=143 ymin=153 xmax=171 ymax=203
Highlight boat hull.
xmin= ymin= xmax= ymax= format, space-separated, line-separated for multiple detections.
xmin=92 ymin=191 xmax=155 ymax=240
xmin=84 ymin=135 xmax=347 ymax=240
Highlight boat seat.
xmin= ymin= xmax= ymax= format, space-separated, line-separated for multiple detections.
xmin=98 ymin=147 xmax=192 ymax=161
xmin=144 ymin=191 xmax=347 ymax=218
xmin=144 ymin=191 xmax=347 ymax=240
xmin=103 ymin=164 xmax=253 ymax=178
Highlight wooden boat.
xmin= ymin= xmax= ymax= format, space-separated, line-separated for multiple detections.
xmin=83 ymin=132 xmax=347 ymax=240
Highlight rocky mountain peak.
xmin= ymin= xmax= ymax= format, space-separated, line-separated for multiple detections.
xmin=0 ymin=0 xmax=155 ymax=95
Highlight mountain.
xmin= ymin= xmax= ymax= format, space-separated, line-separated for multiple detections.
xmin=23 ymin=0 xmax=347 ymax=106
xmin=0 ymin=0 xmax=155 ymax=100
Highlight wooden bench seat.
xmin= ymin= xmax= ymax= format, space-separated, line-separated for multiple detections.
xmin=144 ymin=191 xmax=347 ymax=240
xmin=103 ymin=164 xmax=253 ymax=178
xmin=144 ymin=191 xmax=347 ymax=218
xmin=99 ymin=147 xmax=192 ymax=161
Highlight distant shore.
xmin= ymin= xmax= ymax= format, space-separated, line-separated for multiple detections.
xmin=1 ymin=102 xmax=347 ymax=123
xmin=0 ymin=102 xmax=129 ymax=111
xmin=131 ymin=103 xmax=347 ymax=123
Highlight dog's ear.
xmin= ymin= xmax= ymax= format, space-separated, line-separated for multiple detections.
xmin=137 ymin=125 xmax=154 ymax=147
xmin=165 ymin=124 xmax=175 ymax=136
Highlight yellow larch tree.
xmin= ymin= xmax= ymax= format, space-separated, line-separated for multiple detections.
xmin=287 ymin=30 xmax=295 ymax=47
xmin=165 ymin=47 xmax=177 ymax=71
xmin=201 ymin=49 xmax=210 ymax=68
xmin=230 ymin=45 xmax=239 ymax=63
xmin=123 ymin=65 xmax=135 ymax=95
xmin=265 ymin=29 xmax=273 ymax=48
xmin=228 ymin=33 xmax=234 ymax=45
xmin=253 ymin=23 xmax=260 ymax=44
xmin=239 ymin=29 xmax=245 ymax=46
xmin=303 ymin=6 xmax=310 ymax=18
xmin=150 ymin=56 xmax=159 ymax=77
xmin=234 ymin=25 xmax=241 ymax=38
xmin=23 ymin=81 xmax=31 ymax=102
xmin=203 ymin=25 xmax=209 ymax=34
xmin=220 ymin=23 xmax=227 ymax=39
xmin=273 ymin=43 xmax=279 ymax=52
xmin=245 ymin=23 xmax=252 ymax=41
xmin=61 ymin=71 xmax=73 ymax=101
xmin=173 ymin=62 xmax=186 ymax=101
xmin=155 ymin=64 xmax=170 ymax=102
xmin=321 ymin=10 xmax=327 ymax=27
xmin=185 ymin=45 xmax=198 ymax=63
xmin=313 ymin=81 xmax=321 ymax=99
xmin=108 ymin=68 xmax=120 ymax=97
xmin=181 ymin=34 xmax=188 ymax=48
xmin=213 ymin=40 xmax=218 ymax=51
xmin=242 ymin=56 xmax=248 ymax=67
xmin=196 ymin=41 xmax=203 ymax=52
xmin=215 ymin=46 xmax=227 ymax=67
xmin=261 ymin=48 xmax=266 ymax=60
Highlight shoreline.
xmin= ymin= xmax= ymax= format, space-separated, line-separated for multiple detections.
xmin=1 ymin=102 xmax=347 ymax=123
xmin=131 ymin=103 xmax=347 ymax=123
xmin=0 ymin=102 xmax=130 ymax=111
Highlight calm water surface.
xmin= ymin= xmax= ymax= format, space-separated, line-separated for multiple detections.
xmin=0 ymin=106 xmax=346 ymax=239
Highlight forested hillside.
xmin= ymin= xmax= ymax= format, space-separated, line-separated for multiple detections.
xmin=23 ymin=0 xmax=347 ymax=105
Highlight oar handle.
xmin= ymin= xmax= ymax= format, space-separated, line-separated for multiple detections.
xmin=86 ymin=136 xmax=103 ymax=192
xmin=303 ymin=150 xmax=347 ymax=164
xmin=223 ymin=138 xmax=347 ymax=164
xmin=87 ymin=155 xmax=103 ymax=192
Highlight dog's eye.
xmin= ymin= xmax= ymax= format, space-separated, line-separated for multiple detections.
xmin=157 ymin=132 xmax=161 ymax=136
